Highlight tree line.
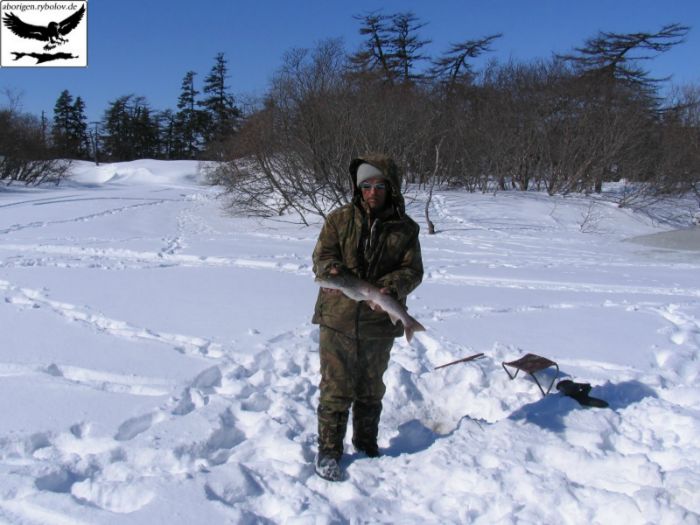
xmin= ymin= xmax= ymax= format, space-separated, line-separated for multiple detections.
xmin=207 ymin=13 xmax=698 ymax=223
xmin=55 ymin=52 xmax=241 ymax=162
xmin=2 ymin=12 xmax=699 ymax=215
xmin=1 ymin=52 xmax=240 ymax=184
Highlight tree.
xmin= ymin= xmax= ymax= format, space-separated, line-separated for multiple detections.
xmin=654 ymin=86 xmax=700 ymax=198
xmin=199 ymin=53 xmax=240 ymax=150
xmin=350 ymin=11 xmax=395 ymax=83
xmin=51 ymin=90 xmax=90 ymax=159
xmin=390 ymin=12 xmax=431 ymax=84
xmin=174 ymin=71 xmax=205 ymax=159
xmin=1 ymin=105 xmax=70 ymax=185
xmin=557 ymin=23 xmax=690 ymax=193
xmin=557 ymin=23 xmax=689 ymax=92
xmin=208 ymin=14 xmax=698 ymax=220
xmin=101 ymin=95 xmax=131 ymax=161
xmin=431 ymin=34 xmax=502 ymax=89
xmin=158 ymin=109 xmax=176 ymax=160
xmin=101 ymin=95 xmax=161 ymax=161
xmin=206 ymin=39 xmax=355 ymax=223
xmin=209 ymin=36 xmax=443 ymax=222
xmin=51 ymin=89 xmax=74 ymax=156
xmin=350 ymin=11 xmax=430 ymax=85
xmin=131 ymin=101 xmax=160 ymax=158
xmin=72 ymin=96 xmax=90 ymax=159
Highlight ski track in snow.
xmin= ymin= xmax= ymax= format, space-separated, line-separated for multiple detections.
xmin=0 ymin=198 xmax=176 ymax=236
xmin=0 ymin=167 xmax=699 ymax=523
xmin=0 ymin=278 xmax=223 ymax=359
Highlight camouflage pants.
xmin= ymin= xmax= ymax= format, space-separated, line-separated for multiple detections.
xmin=317 ymin=326 xmax=394 ymax=459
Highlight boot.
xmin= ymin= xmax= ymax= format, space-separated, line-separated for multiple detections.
xmin=317 ymin=407 xmax=349 ymax=458
xmin=352 ymin=401 xmax=381 ymax=458
xmin=315 ymin=453 xmax=342 ymax=482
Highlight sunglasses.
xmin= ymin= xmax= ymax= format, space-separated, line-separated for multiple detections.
xmin=359 ymin=182 xmax=386 ymax=191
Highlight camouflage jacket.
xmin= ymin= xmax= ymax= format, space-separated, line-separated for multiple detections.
xmin=312 ymin=154 xmax=423 ymax=339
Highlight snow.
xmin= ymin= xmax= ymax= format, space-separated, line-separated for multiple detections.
xmin=0 ymin=159 xmax=699 ymax=524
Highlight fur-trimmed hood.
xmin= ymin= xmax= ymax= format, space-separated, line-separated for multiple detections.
xmin=348 ymin=154 xmax=406 ymax=217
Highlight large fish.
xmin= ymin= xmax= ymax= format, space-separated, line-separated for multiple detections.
xmin=315 ymin=273 xmax=426 ymax=343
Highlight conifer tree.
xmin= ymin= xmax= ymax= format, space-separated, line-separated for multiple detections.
xmin=71 ymin=96 xmax=90 ymax=159
xmin=102 ymin=95 xmax=161 ymax=161
xmin=557 ymin=23 xmax=689 ymax=92
xmin=131 ymin=100 xmax=160 ymax=159
xmin=51 ymin=90 xmax=89 ymax=159
xmin=430 ymin=34 xmax=502 ymax=89
xmin=52 ymin=89 xmax=74 ymax=156
xmin=158 ymin=109 xmax=176 ymax=159
xmin=174 ymin=71 xmax=204 ymax=158
xmin=390 ymin=12 xmax=430 ymax=84
xmin=350 ymin=12 xmax=395 ymax=82
xmin=102 ymin=95 xmax=131 ymax=161
xmin=350 ymin=11 xmax=430 ymax=85
xmin=199 ymin=53 xmax=240 ymax=147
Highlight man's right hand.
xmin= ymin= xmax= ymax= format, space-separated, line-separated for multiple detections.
xmin=321 ymin=266 xmax=342 ymax=295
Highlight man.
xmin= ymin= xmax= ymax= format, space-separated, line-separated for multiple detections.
xmin=311 ymin=154 xmax=424 ymax=481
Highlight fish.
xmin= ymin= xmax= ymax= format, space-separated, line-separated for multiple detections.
xmin=315 ymin=273 xmax=426 ymax=343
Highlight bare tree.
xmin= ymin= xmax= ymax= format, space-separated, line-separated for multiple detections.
xmin=475 ymin=60 xmax=553 ymax=192
xmin=0 ymin=107 xmax=70 ymax=186
xmin=556 ymin=23 xmax=690 ymax=193
xmin=206 ymin=39 xmax=355 ymax=223
xmin=206 ymin=16 xmax=698 ymax=221
xmin=424 ymin=140 xmax=443 ymax=234
xmin=654 ymin=86 xmax=700 ymax=199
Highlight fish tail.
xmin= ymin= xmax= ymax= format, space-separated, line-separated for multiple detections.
xmin=405 ymin=319 xmax=426 ymax=343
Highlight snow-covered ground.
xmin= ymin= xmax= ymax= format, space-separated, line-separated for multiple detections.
xmin=0 ymin=160 xmax=698 ymax=524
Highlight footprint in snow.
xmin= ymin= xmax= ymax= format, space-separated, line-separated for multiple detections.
xmin=114 ymin=413 xmax=160 ymax=441
xmin=203 ymin=464 xmax=264 ymax=506
xmin=174 ymin=409 xmax=246 ymax=467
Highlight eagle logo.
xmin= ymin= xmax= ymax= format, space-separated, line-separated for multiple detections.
xmin=2 ymin=5 xmax=85 ymax=51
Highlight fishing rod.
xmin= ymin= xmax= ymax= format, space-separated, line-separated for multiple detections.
xmin=433 ymin=352 xmax=485 ymax=370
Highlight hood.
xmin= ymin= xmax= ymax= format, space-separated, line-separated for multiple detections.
xmin=348 ymin=154 xmax=406 ymax=217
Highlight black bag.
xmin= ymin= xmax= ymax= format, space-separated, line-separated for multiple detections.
xmin=556 ymin=380 xmax=609 ymax=408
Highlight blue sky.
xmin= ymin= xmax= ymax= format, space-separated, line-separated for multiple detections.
xmin=1 ymin=0 xmax=698 ymax=123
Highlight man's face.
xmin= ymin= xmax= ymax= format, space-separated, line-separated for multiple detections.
xmin=360 ymin=177 xmax=387 ymax=211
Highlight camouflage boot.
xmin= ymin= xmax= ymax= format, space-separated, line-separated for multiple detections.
xmin=316 ymin=406 xmax=349 ymax=481
xmin=315 ymin=453 xmax=342 ymax=482
xmin=351 ymin=401 xmax=382 ymax=458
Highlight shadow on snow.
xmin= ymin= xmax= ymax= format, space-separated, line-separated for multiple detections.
xmin=508 ymin=379 xmax=658 ymax=432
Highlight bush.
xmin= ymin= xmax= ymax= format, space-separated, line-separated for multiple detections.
xmin=0 ymin=109 xmax=71 ymax=186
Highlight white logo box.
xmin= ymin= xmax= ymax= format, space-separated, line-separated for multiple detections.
xmin=1 ymin=0 xmax=87 ymax=67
